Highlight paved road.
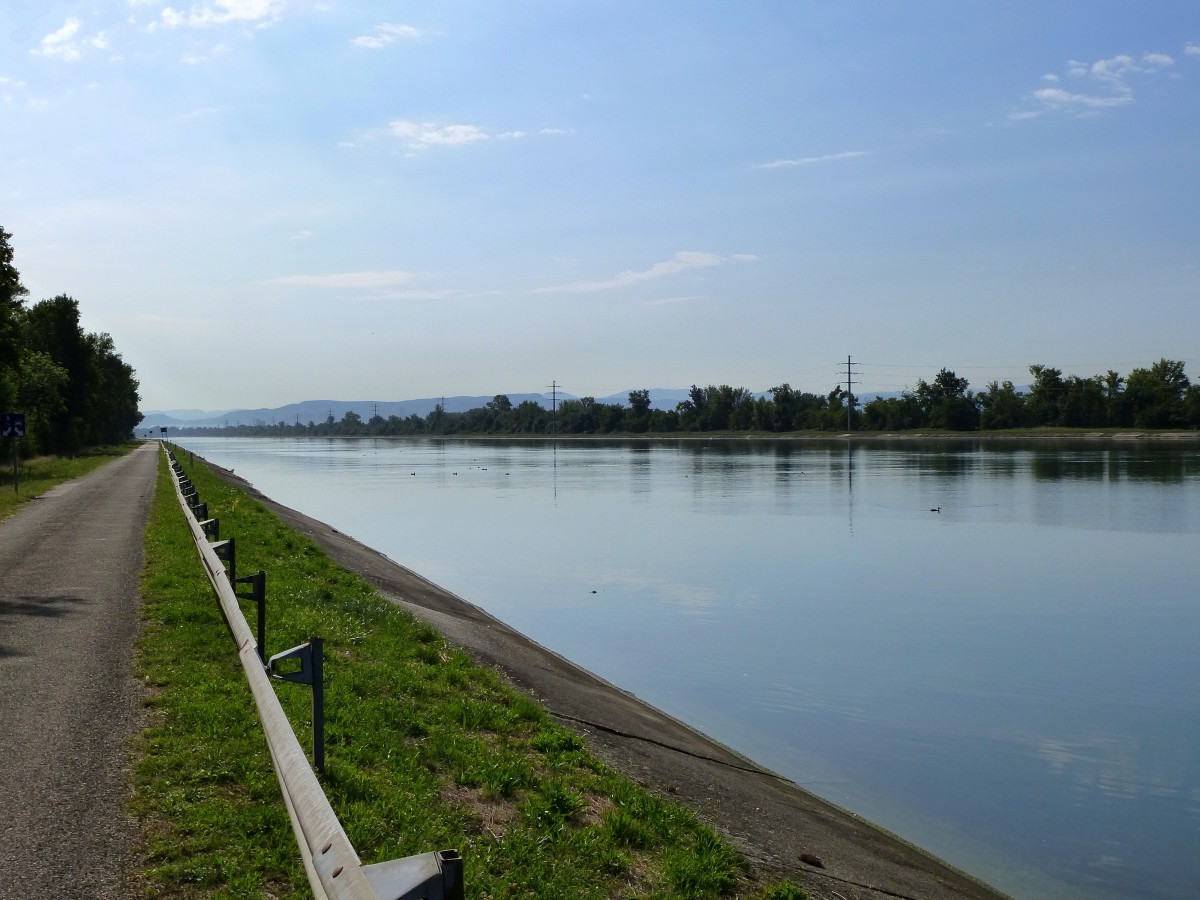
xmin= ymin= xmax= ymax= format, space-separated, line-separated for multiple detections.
xmin=0 ymin=443 xmax=158 ymax=900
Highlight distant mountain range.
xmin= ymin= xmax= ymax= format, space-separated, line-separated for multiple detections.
xmin=140 ymin=389 xmax=696 ymax=429
xmin=140 ymin=387 xmax=919 ymax=430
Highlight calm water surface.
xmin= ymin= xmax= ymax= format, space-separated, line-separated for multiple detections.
xmin=175 ymin=436 xmax=1200 ymax=899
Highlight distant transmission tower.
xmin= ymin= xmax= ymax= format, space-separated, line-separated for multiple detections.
xmin=845 ymin=355 xmax=859 ymax=432
xmin=547 ymin=381 xmax=561 ymax=434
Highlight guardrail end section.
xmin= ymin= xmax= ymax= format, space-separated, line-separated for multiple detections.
xmin=361 ymin=849 xmax=463 ymax=900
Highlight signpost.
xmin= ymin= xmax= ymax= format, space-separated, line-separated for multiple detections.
xmin=2 ymin=412 xmax=25 ymax=494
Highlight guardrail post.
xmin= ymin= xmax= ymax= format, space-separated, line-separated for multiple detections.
xmin=212 ymin=537 xmax=236 ymax=584
xmin=362 ymin=848 xmax=464 ymax=900
xmin=235 ymin=570 xmax=268 ymax=663
xmin=199 ymin=517 xmax=219 ymax=541
xmin=268 ymin=637 xmax=324 ymax=772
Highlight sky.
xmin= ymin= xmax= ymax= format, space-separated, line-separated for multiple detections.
xmin=2 ymin=1 xmax=1199 ymax=412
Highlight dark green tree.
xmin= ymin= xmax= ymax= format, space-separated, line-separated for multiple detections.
xmin=627 ymin=389 xmax=651 ymax=433
xmin=1125 ymin=359 xmax=1190 ymax=428
xmin=0 ymin=227 xmax=28 ymax=411
xmin=1026 ymin=365 xmax=1066 ymax=426
xmin=978 ymin=380 xmax=1027 ymax=430
xmin=914 ymin=369 xmax=978 ymax=430
xmin=861 ymin=393 xmax=924 ymax=430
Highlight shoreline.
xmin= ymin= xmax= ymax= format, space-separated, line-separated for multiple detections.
xmin=198 ymin=454 xmax=1012 ymax=900
xmin=169 ymin=427 xmax=1200 ymax=444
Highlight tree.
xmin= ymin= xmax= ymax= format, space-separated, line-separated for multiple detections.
xmin=627 ymin=389 xmax=651 ymax=433
xmin=978 ymin=381 xmax=1027 ymax=430
xmin=1026 ymin=365 xmax=1066 ymax=426
xmin=0 ymin=227 xmax=28 ymax=411
xmin=16 ymin=350 xmax=68 ymax=453
xmin=1125 ymin=359 xmax=1190 ymax=428
xmin=1059 ymin=375 xmax=1107 ymax=428
xmin=914 ymin=369 xmax=978 ymax=430
xmin=1102 ymin=370 xmax=1127 ymax=425
xmin=861 ymin=393 xmax=924 ymax=430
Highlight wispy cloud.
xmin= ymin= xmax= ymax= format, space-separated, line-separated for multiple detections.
xmin=754 ymin=150 xmax=869 ymax=170
xmin=162 ymin=0 xmax=285 ymax=29
xmin=261 ymin=271 xmax=416 ymax=289
xmin=389 ymin=120 xmax=491 ymax=149
xmin=0 ymin=75 xmax=27 ymax=103
xmin=1013 ymin=51 xmax=1176 ymax=120
xmin=1186 ymin=43 xmax=1200 ymax=57
xmin=32 ymin=18 xmax=110 ymax=61
xmin=369 ymin=118 xmax=572 ymax=153
xmin=537 ymin=251 xmax=754 ymax=294
xmin=350 ymin=23 xmax=422 ymax=49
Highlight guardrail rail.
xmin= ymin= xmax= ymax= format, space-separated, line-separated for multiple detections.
xmin=164 ymin=443 xmax=463 ymax=900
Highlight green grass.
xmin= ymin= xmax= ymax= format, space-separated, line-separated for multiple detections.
xmin=136 ymin=446 xmax=803 ymax=899
xmin=0 ymin=442 xmax=138 ymax=520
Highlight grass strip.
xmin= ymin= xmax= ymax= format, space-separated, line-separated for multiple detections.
xmin=136 ymin=447 xmax=809 ymax=899
xmin=0 ymin=443 xmax=136 ymax=520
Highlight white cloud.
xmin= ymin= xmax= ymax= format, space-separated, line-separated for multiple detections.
xmin=755 ymin=150 xmax=869 ymax=170
xmin=1186 ymin=43 xmax=1200 ymax=57
xmin=388 ymin=120 xmax=491 ymax=149
xmin=537 ymin=251 xmax=727 ymax=294
xmin=31 ymin=18 xmax=108 ymax=61
xmin=350 ymin=23 xmax=421 ymax=49
xmin=261 ymin=271 xmax=416 ymax=289
xmin=1032 ymin=86 xmax=1133 ymax=110
xmin=1014 ymin=51 xmax=1178 ymax=120
xmin=162 ymin=0 xmax=285 ymax=29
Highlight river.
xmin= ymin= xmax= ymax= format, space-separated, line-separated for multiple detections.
xmin=173 ymin=435 xmax=1200 ymax=899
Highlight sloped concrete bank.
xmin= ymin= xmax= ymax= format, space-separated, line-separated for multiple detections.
xmin=201 ymin=458 xmax=1009 ymax=900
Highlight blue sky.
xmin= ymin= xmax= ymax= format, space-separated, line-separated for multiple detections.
xmin=2 ymin=1 xmax=1198 ymax=411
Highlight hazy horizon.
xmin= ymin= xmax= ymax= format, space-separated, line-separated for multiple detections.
xmin=5 ymin=2 xmax=1198 ymax=411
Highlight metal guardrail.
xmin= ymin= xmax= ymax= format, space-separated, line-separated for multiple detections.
xmin=163 ymin=444 xmax=463 ymax=900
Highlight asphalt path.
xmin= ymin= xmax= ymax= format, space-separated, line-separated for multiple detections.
xmin=0 ymin=443 xmax=157 ymax=900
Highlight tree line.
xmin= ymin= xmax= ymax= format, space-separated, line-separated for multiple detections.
xmin=0 ymin=227 xmax=143 ymax=455
xmin=175 ymin=361 xmax=1200 ymax=439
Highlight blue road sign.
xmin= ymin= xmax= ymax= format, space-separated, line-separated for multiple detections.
xmin=1 ymin=413 xmax=25 ymax=438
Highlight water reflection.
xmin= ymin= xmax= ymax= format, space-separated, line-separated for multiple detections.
xmin=176 ymin=435 xmax=1200 ymax=900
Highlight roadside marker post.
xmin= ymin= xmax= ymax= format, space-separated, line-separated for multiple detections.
xmin=2 ymin=412 xmax=25 ymax=493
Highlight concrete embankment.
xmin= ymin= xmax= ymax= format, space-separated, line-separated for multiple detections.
xmin=200 ymin=456 xmax=1010 ymax=900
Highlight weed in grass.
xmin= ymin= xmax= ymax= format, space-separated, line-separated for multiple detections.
xmin=664 ymin=828 xmax=744 ymax=899
xmin=604 ymin=806 xmax=657 ymax=849
xmin=759 ymin=882 xmax=810 ymax=900
xmin=524 ymin=778 xmax=587 ymax=834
